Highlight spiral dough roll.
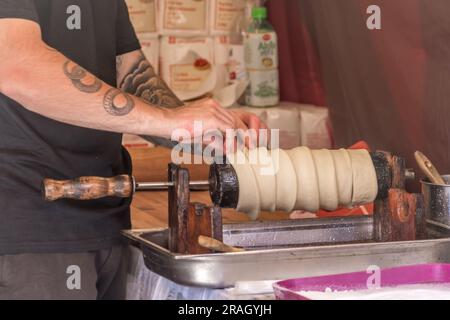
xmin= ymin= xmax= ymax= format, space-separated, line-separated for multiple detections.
xmin=227 ymin=147 xmax=378 ymax=219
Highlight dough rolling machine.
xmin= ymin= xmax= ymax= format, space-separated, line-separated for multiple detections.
xmin=42 ymin=150 xmax=450 ymax=288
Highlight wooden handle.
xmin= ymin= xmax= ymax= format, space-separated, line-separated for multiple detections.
xmin=414 ymin=151 xmax=446 ymax=185
xmin=198 ymin=235 xmax=245 ymax=253
xmin=43 ymin=175 xmax=134 ymax=201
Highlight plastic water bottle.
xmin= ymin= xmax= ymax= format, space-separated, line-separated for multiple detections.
xmin=244 ymin=6 xmax=280 ymax=107
xmin=228 ymin=1 xmax=256 ymax=85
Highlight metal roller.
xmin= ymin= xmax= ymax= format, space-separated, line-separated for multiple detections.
xmin=43 ymin=152 xmax=409 ymax=209
xmin=209 ymin=152 xmax=396 ymax=209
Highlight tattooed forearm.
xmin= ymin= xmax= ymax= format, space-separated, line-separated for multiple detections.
xmin=62 ymin=59 xmax=134 ymax=116
xmin=63 ymin=60 xmax=103 ymax=93
xmin=118 ymin=52 xmax=184 ymax=108
xmin=103 ymin=88 xmax=135 ymax=116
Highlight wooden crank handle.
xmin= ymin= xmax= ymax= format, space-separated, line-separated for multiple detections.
xmin=414 ymin=151 xmax=446 ymax=185
xmin=198 ymin=235 xmax=245 ymax=253
xmin=43 ymin=175 xmax=134 ymax=201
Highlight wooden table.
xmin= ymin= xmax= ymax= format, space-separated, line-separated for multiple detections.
xmin=131 ymin=191 xmax=291 ymax=229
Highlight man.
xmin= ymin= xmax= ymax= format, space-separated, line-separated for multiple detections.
xmin=0 ymin=0 xmax=265 ymax=300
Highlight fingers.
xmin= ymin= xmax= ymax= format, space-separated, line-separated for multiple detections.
xmin=183 ymin=99 xmax=276 ymax=152
xmin=230 ymin=111 xmax=271 ymax=148
xmin=206 ymin=99 xmax=236 ymax=126
xmin=188 ymin=99 xmax=234 ymax=132
xmin=206 ymin=100 xmax=250 ymax=134
xmin=232 ymin=110 xmax=268 ymax=132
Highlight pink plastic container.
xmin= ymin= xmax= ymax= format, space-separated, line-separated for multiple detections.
xmin=273 ymin=264 xmax=450 ymax=300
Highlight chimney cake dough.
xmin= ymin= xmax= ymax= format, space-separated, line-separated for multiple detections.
xmin=228 ymin=147 xmax=378 ymax=219
xmin=348 ymin=149 xmax=378 ymax=205
xmin=248 ymin=148 xmax=277 ymax=213
xmin=228 ymin=150 xmax=260 ymax=220
xmin=332 ymin=149 xmax=353 ymax=206
xmin=273 ymin=149 xmax=297 ymax=212
xmin=312 ymin=149 xmax=339 ymax=211
xmin=287 ymin=147 xmax=320 ymax=213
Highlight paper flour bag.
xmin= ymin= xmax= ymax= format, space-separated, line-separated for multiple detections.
xmin=159 ymin=0 xmax=209 ymax=36
xmin=299 ymin=104 xmax=332 ymax=149
xmin=213 ymin=79 xmax=249 ymax=108
xmin=126 ymin=0 xmax=158 ymax=34
xmin=213 ymin=36 xmax=231 ymax=89
xmin=214 ymin=35 xmax=246 ymax=85
xmin=160 ymin=36 xmax=216 ymax=101
xmin=137 ymin=33 xmax=160 ymax=74
xmin=210 ymin=0 xmax=246 ymax=35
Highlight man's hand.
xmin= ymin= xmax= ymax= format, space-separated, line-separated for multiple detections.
xmin=231 ymin=110 xmax=270 ymax=149
xmin=231 ymin=110 xmax=268 ymax=132
xmin=162 ymin=98 xmax=249 ymax=140
xmin=164 ymin=101 xmax=271 ymax=153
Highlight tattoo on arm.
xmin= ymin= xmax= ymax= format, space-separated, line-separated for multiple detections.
xmin=63 ymin=60 xmax=103 ymax=93
xmin=118 ymin=52 xmax=184 ymax=108
xmin=63 ymin=59 xmax=135 ymax=116
xmin=103 ymin=88 xmax=135 ymax=116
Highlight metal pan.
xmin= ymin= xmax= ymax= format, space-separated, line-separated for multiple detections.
xmin=422 ymin=175 xmax=450 ymax=231
xmin=123 ymin=217 xmax=450 ymax=289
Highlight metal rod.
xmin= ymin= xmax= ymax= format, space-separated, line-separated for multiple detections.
xmin=405 ymin=168 xmax=416 ymax=181
xmin=135 ymin=180 xmax=210 ymax=191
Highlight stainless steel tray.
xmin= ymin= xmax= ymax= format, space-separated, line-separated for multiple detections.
xmin=123 ymin=217 xmax=450 ymax=288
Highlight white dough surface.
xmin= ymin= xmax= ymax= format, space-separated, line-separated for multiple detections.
xmin=272 ymin=149 xmax=297 ymax=212
xmin=311 ymin=149 xmax=339 ymax=211
xmin=332 ymin=149 xmax=353 ymax=206
xmin=228 ymin=147 xmax=378 ymax=219
xmin=348 ymin=149 xmax=378 ymax=205
xmin=248 ymin=148 xmax=277 ymax=212
xmin=287 ymin=147 xmax=320 ymax=213
xmin=229 ymin=150 xmax=261 ymax=219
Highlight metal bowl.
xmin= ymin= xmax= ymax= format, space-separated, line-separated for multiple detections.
xmin=421 ymin=175 xmax=450 ymax=230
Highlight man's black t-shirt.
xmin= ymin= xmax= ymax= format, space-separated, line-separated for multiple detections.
xmin=0 ymin=0 xmax=141 ymax=254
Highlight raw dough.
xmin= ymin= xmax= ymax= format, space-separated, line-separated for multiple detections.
xmin=287 ymin=147 xmax=320 ymax=213
xmin=348 ymin=149 xmax=378 ymax=205
xmin=248 ymin=148 xmax=277 ymax=212
xmin=228 ymin=150 xmax=260 ymax=219
xmin=332 ymin=149 xmax=353 ymax=206
xmin=312 ymin=149 xmax=339 ymax=211
xmin=227 ymin=147 xmax=378 ymax=219
xmin=272 ymin=149 xmax=297 ymax=212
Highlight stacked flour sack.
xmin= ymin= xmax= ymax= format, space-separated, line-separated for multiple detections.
xmin=126 ymin=0 xmax=160 ymax=72
xmin=125 ymin=0 xmax=261 ymax=103
xmin=228 ymin=147 xmax=379 ymax=219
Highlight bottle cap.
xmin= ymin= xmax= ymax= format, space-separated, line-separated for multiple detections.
xmin=252 ymin=7 xmax=267 ymax=19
